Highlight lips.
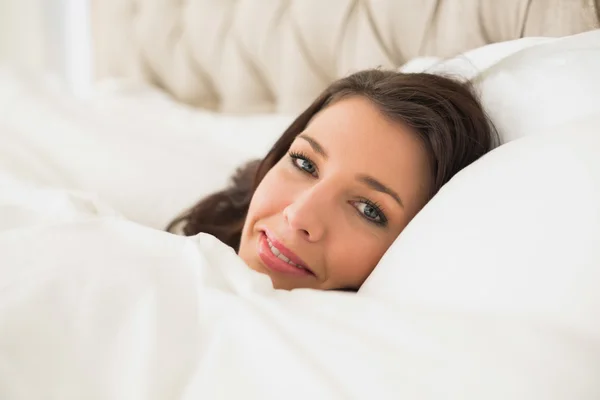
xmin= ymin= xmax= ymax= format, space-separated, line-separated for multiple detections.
xmin=265 ymin=229 xmax=309 ymax=267
xmin=257 ymin=230 xmax=315 ymax=277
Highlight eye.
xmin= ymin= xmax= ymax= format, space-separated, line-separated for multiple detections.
xmin=289 ymin=151 xmax=318 ymax=177
xmin=353 ymin=199 xmax=388 ymax=226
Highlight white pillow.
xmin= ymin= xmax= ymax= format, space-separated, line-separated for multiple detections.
xmin=399 ymin=36 xmax=554 ymax=79
xmin=362 ymin=112 xmax=600 ymax=325
xmin=402 ymin=30 xmax=600 ymax=144
xmin=476 ymin=29 xmax=600 ymax=143
xmin=360 ymin=30 xmax=600 ymax=395
xmin=360 ymin=112 xmax=600 ymax=396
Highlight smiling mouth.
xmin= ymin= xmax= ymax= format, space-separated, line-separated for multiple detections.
xmin=265 ymin=236 xmax=307 ymax=268
xmin=257 ymin=231 xmax=315 ymax=277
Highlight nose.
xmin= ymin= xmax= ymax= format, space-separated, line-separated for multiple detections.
xmin=283 ymin=185 xmax=330 ymax=242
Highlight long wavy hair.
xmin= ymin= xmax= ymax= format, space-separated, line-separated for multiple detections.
xmin=167 ymin=69 xmax=498 ymax=250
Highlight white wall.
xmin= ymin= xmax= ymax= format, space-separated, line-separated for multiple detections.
xmin=0 ymin=0 xmax=46 ymax=70
xmin=0 ymin=0 xmax=92 ymax=93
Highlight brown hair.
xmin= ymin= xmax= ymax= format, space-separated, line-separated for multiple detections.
xmin=167 ymin=69 xmax=498 ymax=250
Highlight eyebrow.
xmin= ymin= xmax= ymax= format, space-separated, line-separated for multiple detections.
xmin=298 ymin=134 xmax=328 ymax=159
xmin=357 ymin=174 xmax=404 ymax=208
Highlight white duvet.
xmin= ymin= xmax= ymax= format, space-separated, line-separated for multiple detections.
xmin=1 ymin=30 xmax=600 ymax=399
xmin=2 ymin=169 xmax=596 ymax=400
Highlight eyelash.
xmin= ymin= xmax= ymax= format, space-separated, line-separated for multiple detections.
xmin=289 ymin=151 xmax=317 ymax=176
xmin=287 ymin=151 xmax=389 ymax=227
xmin=356 ymin=198 xmax=388 ymax=226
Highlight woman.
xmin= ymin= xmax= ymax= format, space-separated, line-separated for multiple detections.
xmin=168 ymin=69 xmax=498 ymax=291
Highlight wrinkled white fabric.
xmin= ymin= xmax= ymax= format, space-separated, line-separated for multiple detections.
xmin=1 ymin=174 xmax=598 ymax=399
xmin=0 ymin=68 xmax=293 ymax=229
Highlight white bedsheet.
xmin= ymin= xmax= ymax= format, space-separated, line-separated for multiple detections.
xmin=2 ymin=174 xmax=596 ymax=400
xmin=0 ymin=68 xmax=293 ymax=230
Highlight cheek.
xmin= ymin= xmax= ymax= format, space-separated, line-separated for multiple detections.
xmin=326 ymin=232 xmax=392 ymax=286
xmin=247 ymin=167 xmax=293 ymax=221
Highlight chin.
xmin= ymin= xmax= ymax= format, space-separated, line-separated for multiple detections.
xmin=270 ymin=278 xmax=318 ymax=291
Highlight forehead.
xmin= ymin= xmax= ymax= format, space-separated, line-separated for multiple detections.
xmin=301 ymin=96 xmax=429 ymax=180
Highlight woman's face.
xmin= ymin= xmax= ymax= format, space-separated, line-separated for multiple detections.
xmin=238 ymin=96 xmax=432 ymax=290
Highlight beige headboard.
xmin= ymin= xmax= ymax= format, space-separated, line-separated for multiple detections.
xmin=92 ymin=0 xmax=599 ymax=114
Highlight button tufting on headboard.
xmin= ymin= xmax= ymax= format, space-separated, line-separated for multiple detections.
xmin=91 ymin=0 xmax=599 ymax=114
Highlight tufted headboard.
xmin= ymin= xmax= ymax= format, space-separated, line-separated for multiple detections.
xmin=91 ymin=0 xmax=599 ymax=114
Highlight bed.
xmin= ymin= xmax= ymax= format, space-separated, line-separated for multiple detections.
xmin=1 ymin=1 xmax=600 ymax=399
xmin=92 ymin=0 xmax=600 ymax=113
